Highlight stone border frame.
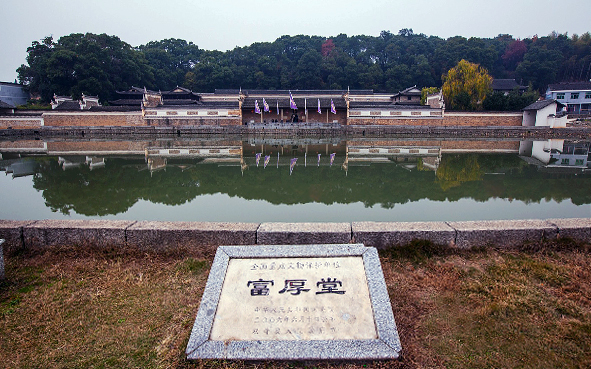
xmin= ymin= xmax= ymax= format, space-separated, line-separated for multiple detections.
xmin=186 ymin=244 xmax=401 ymax=360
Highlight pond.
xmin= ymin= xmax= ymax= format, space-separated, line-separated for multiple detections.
xmin=1 ymin=136 xmax=590 ymax=222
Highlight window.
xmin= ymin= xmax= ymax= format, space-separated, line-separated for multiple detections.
xmin=571 ymin=92 xmax=580 ymax=99
xmin=585 ymin=92 xmax=591 ymax=99
xmin=556 ymin=93 xmax=565 ymax=99
xmin=561 ymin=158 xmax=570 ymax=165
xmin=575 ymin=159 xmax=584 ymax=166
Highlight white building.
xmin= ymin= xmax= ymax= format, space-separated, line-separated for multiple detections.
xmin=522 ymin=99 xmax=566 ymax=128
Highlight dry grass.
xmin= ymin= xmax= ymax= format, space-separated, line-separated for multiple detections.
xmin=1 ymin=240 xmax=590 ymax=369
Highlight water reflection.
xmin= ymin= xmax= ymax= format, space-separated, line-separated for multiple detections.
xmin=0 ymin=137 xmax=590 ymax=221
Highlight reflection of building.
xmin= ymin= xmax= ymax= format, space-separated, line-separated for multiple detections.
xmin=144 ymin=145 xmax=244 ymax=173
xmin=345 ymin=145 xmax=441 ymax=171
xmin=519 ymin=139 xmax=591 ymax=172
xmin=550 ymin=141 xmax=590 ymax=168
xmin=0 ymin=158 xmax=38 ymax=178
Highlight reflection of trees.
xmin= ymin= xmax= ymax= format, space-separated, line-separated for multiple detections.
xmin=436 ymin=155 xmax=483 ymax=191
xmin=31 ymin=154 xmax=591 ymax=217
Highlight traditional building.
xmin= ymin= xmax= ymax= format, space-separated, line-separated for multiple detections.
xmin=141 ymin=87 xmax=241 ymax=126
xmin=51 ymin=94 xmax=101 ymax=110
xmin=392 ymin=86 xmax=422 ymax=105
xmin=0 ymin=82 xmax=29 ymax=107
xmin=111 ymin=87 xmax=446 ymax=126
xmin=545 ymin=82 xmax=591 ymax=114
xmin=492 ymin=79 xmax=527 ymax=95
xmin=522 ymin=99 xmax=566 ymax=128
xmin=237 ymin=89 xmax=349 ymax=125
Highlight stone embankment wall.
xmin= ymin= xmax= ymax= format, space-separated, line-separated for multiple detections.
xmin=144 ymin=117 xmax=242 ymax=126
xmin=0 ymin=116 xmax=43 ymax=129
xmin=347 ymin=112 xmax=523 ymax=127
xmin=442 ymin=112 xmax=523 ymax=127
xmin=43 ymin=112 xmax=144 ymax=127
xmin=1 ymin=219 xmax=589 ymax=256
xmin=2 ymin=111 xmax=522 ymax=130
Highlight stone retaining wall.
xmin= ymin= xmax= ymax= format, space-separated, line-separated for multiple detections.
xmin=0 ymin=219 xmax=589 ymax=256
xmin=4 ymin=125 xmax=589 ymax=141
xmin=43 ymin=112 xmax=144 ymax=127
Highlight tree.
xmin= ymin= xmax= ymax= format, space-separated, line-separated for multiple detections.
xmin=442 ymin=59 xmax=492 ymax=111
xmin=18 ymin=33 xmax=153 ymax=102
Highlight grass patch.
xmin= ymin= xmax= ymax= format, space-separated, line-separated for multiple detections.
xmin=0 ymin=242 xmax=590 ymax=368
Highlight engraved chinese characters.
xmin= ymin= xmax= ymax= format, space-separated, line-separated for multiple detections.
xmin=209 ymin=256 xmax=377 ymax=341
xmin=248 ymin=278 xmax=345 ymax=295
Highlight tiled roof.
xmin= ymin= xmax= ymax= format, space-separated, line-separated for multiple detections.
xmin=0 ymin=100 xmax=15 ymax=109
xmin=392 ymin=86 xmax=421 ymax=98
xmin=349 ymin=101 xmax=433 ymax=109
xmin=522 ymin=99 xmax=564 ymax=111
xmin=54 ymin=101 xmax=81 ymax=110
xmin=88 ymin=106 xmax=142 ymax=112
xmin=215 ymin=89 xmax=373 ymax=96
xmin=547 ymin=82 xmax=591 ymax=91
xmin=492 ymin=79 xmax=526 ymax=91
xmin=108 ymin=99 xmax=142 ymax=106
xmin=162 ymin=99 xmax=201 ymax=105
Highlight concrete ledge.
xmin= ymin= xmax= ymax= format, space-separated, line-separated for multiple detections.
xmin=0 ymin=220 xmax=37 ymax=254
xmin=22 ymin=220 xmax=136 ymax=250
xmin=126 ymin=221 xmax=258 ymax=251
xmin=448 ymin=220 xmax=558 ymax=248
xmin=352 ymin=221 xmax=455 ymax=248
xmin=547 ymin=218 xmax=591 ymax=243
xmin=257 ymin=223 xmax=351 ymax=245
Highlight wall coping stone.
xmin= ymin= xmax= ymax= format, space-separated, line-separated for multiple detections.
xmin=22 ymin=219 xmax=136 ymax=249
xmin=547 ymin=218 xmax=591 ymax=242
xmin=257 ymin=222 xmax=351 ymax=245
xmin=352 ymin=221 xmax=455 ymax=248
xmin=0 ymin=220 xmax=39 ymax=254
xmin=126 ymin=221 xmax=259 ymax=251
xmin=447 ymin=219 xmax=558 ymax=248
xmin=0 ymin=218 xmax=589 ymax=253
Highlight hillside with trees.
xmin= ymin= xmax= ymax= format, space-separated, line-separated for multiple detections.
xmin=17 ymin=29 xmax=591 ymax=110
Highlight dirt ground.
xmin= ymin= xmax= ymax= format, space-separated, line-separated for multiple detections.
xmin=1 ymin=239 xmax=590 ymax=369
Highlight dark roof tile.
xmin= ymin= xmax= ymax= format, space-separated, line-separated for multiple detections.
xmin=547 ymin=82 xmax=591 ymax=91
xmin=522 ymin=99 xmax=564 ymax=111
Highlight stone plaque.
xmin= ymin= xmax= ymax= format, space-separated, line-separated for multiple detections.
xmin=186 ymin=244 xmax=401 ymax=360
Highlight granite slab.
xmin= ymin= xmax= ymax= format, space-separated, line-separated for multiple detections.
xmin=126 ymin=221 xmax=259 ymax=251
xmin=547 ymin=218 xmax=591 ymax=243
xmin=448 ymin=219 xmax=558 ymax=248
xmin=186 ymin=244 xmax=401 ymax=360
xmin=257 ymin=223 xmax=351 ymax=245
xmin=352 ymin=221 xmax=455 ymax=248
xmin=23 ymin=219 xmax=135 ymax=249
xmin=0 ymin=220 xmax=37 ymax=255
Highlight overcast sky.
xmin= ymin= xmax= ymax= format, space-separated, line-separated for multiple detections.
xmin=2 ymin=0 xmax=590 ymax=82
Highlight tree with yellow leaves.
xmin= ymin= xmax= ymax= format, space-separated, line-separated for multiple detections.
xmin=442 ymin=59 xmax=492 ymax=111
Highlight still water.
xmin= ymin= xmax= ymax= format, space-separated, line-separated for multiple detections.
xmin=1 ymin=137 xmax=590 ymax=222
